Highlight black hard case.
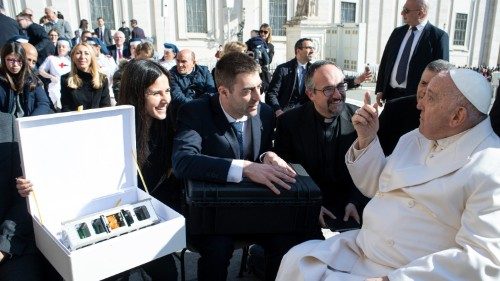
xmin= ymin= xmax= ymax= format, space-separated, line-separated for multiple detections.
xmin=185 ymin=164 xmax=322 ymax=235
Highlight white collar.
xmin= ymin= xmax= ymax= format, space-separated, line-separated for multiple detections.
xmin=412 ymin=19 xmax=428 ymax=31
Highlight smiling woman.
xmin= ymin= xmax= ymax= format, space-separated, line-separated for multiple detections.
xmin=60 ymin=42 xmax=110 ymax=112
xmin=115 ymin=59 xmax=179 ymax=280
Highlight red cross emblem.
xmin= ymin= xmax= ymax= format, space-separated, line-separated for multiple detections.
xmin=58 ymin=62 xmax=68 ymax=68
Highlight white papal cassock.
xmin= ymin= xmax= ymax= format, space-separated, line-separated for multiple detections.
xmin=276 ymin=118 xmax=500 ymax=281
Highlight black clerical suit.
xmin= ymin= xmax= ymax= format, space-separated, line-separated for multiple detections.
xmin=376 ymin=22 xmax=449 ymax=101
xmin=0 ymin=113 xmax=44 ymax=281
xmin=172 ymin=95 xmax=308 ymax=281
xmin=490 ymin=87 xmax=500 ymax=137
xmin=274 ymin=102 xmax=369 ymax=229
xmin=265 ymin=58 xmax=311 ymax=113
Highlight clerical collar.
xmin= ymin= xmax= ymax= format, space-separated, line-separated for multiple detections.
xmin=313 ymin=109 xmax=336 ymax=124
xmin=219 ymin=98 xmax=248 ymax=123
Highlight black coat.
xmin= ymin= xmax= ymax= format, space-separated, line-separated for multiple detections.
xmin=274 ymin=102 xmax=368 ymax=217
xmin=0 ymin=78 xmax=52 ymax=117
xmin=60 ymin=70 xmax=111 ymax=112
xmin=0 ymin=113 xmax=36 ymax=258
xmin=107 ymin=45 xmax=131 ymax=62
xmin=376 ymin=22 xmax=449 ymax=100
xmin=172 ymin=94 xmax=275 ymax=182
xmin=265 ymin=58 xmax=311 ymax=112
xmin=377 ymin=95 xmax=420 ymax=156
xmin=0 ymin=13 xmax=22 ymax=49
xmin=25 ymin=23 xmax=55 ymax=67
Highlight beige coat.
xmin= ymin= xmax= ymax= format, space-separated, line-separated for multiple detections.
xmin=276 ymin=118 xmax=500 ymax=281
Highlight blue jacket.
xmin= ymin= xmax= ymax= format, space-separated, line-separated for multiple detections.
xmin=0 ymin=78 xmax=52 ymax=117
xmin=170 ymin=64 xmax=217 ymax=105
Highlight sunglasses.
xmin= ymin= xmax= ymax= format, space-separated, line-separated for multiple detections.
xmin=259 ymin=30 xmax=269 ymax=34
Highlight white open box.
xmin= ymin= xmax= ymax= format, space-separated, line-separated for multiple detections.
xmin=15 ymin=106 xmax=186 ymax=281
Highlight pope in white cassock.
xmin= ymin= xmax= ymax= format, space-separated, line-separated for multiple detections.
xmin=276 ymin=68 xmax=500 ymax=281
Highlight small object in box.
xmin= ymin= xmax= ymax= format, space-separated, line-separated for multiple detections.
xmin=61 ymin=198 xmax=160 ymax=251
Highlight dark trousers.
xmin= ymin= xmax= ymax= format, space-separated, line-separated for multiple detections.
xmin=0 ymin=253 xmax=44 ymax=281
xmin=192 ymin=233 xmax=318 ymax=281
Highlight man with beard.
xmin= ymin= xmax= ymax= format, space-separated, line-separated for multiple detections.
xmin=172 ymin=52 xmax=305 ymax=281
xmin=274 ymin=61 xmax=368 ymax=232
xmin=276 ymin=69 xmax=499 ymax=281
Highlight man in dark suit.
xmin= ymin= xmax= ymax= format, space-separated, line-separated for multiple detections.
xmin=94 ymin=17 xmax=113 ymax=46
xmin=266 ymin=38 xmax=314 ymax=117
xmin=16 ymin=12 xmax=54 ymax=67
xmin=0 ymin=112 xmax=44 ymax=281
xmin=274 ymin=61 xmax=368 ymax=231
xmin=172 ymin=52 xmax=299 ymax=281
xmin=0 ymin=1 xmax=22 ymax=49
xmin=107 ymin=31 xmax=131 ymax=62
xmin=377 ymin=59 xmax=454 ymax=155
xmin=375 ymin=0 xmax=449 ymax=105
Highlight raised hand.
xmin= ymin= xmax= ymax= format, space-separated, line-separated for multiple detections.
xmin=352 ymin=92 xmax=379 ymax=149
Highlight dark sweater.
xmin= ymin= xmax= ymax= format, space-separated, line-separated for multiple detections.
xmin=60 ymin=69 xmax=110 ymax=112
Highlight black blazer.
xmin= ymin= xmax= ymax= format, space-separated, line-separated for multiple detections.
xmin=377 ymin=95 xmax=420 ymax=156
xmin=376 ymin=22 xmax=449 ymax=100
xmin=94 ymin=27 xmax=113 ymax=46
xmin=172 ymin=94 xmax=275 ymax=183
xmin=107 ymin=45 xmax=131 ymax=62
xmin=274 ymin=102 xmax=368 ymax=216
xmin=0 ymin=113 xmax=36 ymax=257
xmin=265 ymin=58 xmax=311 ymax=112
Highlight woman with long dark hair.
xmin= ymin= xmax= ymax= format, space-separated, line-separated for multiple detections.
xmin=117 ymin=59 xmax=178 ymax=280
xmin=0 ymin=42 xmax=51 ymax=117
xmin=60 ymin=42 xmax=110 ymax=112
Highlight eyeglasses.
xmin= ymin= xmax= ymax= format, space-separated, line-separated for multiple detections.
xmin=5 ymin=58 xmax=23 ymax=65
xmin=49 ymin=34 xmax=59 ymax=37
xmin=259 ymin=30 xmax=269 ymax=34
xmin=313 ymin=83 xmax=347 ymax=97
xmin=300 ymin=46 xmax=315 ymax=50
xmin=402 ymin=7 xmax=420 ymax=14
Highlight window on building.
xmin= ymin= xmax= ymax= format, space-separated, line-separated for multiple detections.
xmin=341 ymin=2 xmax=356 ymax=23
xmin=269 ymin=0 xmax=287 ymax=36
xmin=453 ymin=13 xmax=467 ymax=46
xmin=90 ymin=0 xmax=115 ymax=30
xmin=186 ymin=0 xmax=208 ymax=33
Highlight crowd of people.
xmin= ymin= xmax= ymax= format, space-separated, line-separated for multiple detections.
xmin=1 ymin=0 xmax=499 ymax=281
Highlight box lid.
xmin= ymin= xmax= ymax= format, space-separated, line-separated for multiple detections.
xmin=15 ymin=106 xmax=137 ymax=230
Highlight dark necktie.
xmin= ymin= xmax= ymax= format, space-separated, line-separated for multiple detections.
xmin=231 ymin=121 xmax=244 ymax=159
xmin=100 ymin=28 xmax=104 ymax=40
xmin=118 ymin=48 xmax=122 ymax=59
xmin=396 ymin=26 xmax=418 ymax=85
